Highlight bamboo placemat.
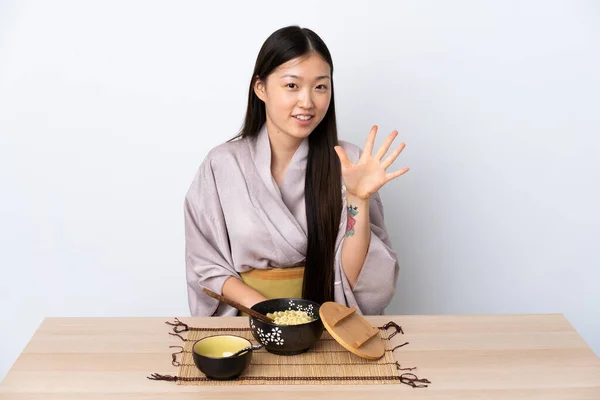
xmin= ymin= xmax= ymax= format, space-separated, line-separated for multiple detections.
xmin=148 ymin=319 xmax=430 ymax=387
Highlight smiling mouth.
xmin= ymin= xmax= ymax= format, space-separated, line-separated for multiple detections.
xmin=293 ymin=115 xmax=313 ymax=121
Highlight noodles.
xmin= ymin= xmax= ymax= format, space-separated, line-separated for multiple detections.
xmin=266 ymin=310 xmax=314 ymax=325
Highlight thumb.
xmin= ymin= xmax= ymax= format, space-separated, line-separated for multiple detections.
xmin=334 ymin=146 xmax=352 ymax=169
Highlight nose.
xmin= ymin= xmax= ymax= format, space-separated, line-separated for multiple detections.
xmin=297 ymin=89 xmax=314 ymax=110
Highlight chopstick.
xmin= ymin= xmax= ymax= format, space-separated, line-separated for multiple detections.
xmin=201 ymin=288 xmax=275 ymax=324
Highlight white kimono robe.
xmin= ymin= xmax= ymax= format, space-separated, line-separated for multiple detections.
xmin=184 ymin=125 xmax=399 ymax=316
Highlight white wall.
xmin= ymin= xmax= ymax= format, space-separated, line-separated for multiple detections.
xmin=1 ymin=0 xmax=599 ymax=381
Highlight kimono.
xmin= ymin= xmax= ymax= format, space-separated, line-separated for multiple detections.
xmin=184 ymin=125 xmax=399 ymax=316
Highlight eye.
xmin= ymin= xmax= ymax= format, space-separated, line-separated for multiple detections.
xmin=286 ymin=83 xmax=298 ymax=89
xmin=316 ymin=84 xmax=328 ymax=90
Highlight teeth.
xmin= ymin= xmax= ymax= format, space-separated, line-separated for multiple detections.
xmin=295 ymin=115 xmax=312 ymax=121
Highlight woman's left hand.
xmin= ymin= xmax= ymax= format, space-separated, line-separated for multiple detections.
xmin=334 ymin=125 xmax=409 ymax=200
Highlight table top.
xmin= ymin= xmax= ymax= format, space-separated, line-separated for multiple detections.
xmin=1 ymin=314 xmax=599 ymax=399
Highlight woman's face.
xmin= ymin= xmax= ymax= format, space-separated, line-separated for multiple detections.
xmin=254 ymin=52 xmax=332 ymax=142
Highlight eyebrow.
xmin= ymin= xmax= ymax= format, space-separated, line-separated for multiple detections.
xmin=280 ymin=74 xmax=331 ymax=80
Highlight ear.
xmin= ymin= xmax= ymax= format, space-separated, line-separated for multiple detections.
xmin=253 ymin=77 xmax=267 ymax=102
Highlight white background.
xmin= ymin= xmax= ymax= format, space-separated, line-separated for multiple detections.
xmin=1 ymin=0 xmax=599 ymax=381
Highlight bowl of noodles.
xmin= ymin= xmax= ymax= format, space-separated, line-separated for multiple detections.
xmin=249 ymin=298 xmax=324 ymax=355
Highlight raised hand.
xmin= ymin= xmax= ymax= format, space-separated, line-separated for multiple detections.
xmin=334 ymin=125 xmax=409 ymax=200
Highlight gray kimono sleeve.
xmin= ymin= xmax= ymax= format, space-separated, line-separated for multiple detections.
xmin=184 ymin=159 xmax=240 ymax=317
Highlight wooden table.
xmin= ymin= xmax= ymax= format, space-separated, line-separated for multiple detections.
xmin=1 ymin=315 xmax=599 ymax=399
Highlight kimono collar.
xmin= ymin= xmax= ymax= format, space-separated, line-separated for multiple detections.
xmin=252 ymin=124 xmax=309 ymax=197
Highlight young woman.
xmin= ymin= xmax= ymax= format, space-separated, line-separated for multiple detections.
xmin=184 ymin=26 xmax=408 ymax=317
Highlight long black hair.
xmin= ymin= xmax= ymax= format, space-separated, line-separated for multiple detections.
xmin=232 ymin=26 xmax=342 ymax=305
